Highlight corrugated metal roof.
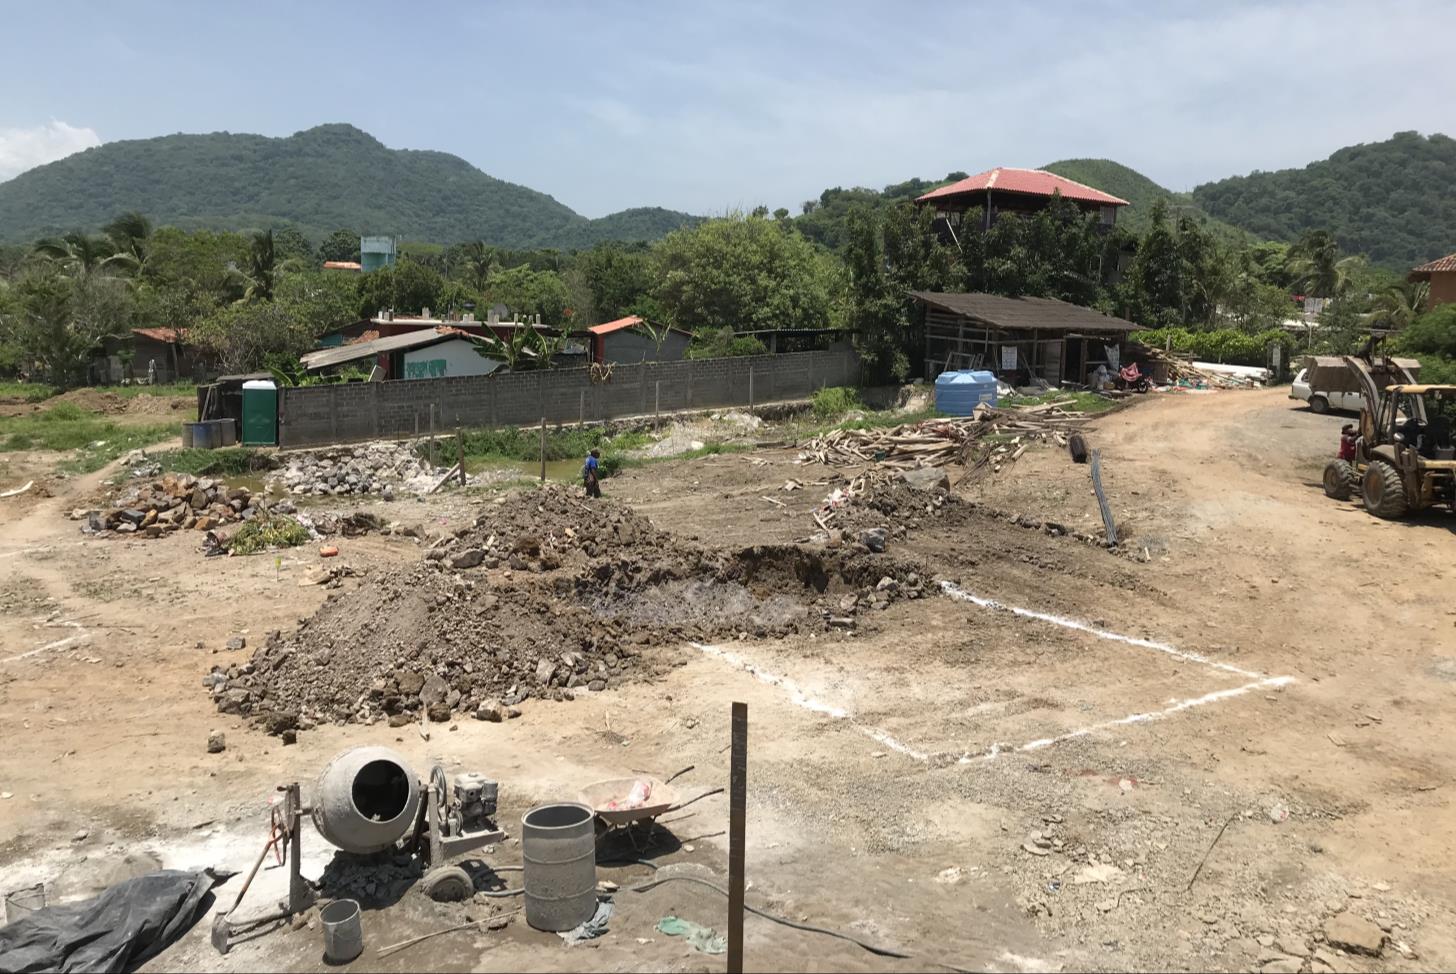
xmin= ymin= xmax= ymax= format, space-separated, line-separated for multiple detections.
xmin=910 ymin=291 xmax=1141 ymax=333
xmin=1411 ymin=252 xmax=1456 ymax=274
xmin=587 ymin=315 xmax=644 ymax=336
xmin=300 ymin=328 xmax=482 ymax=371
xmin=916 ymin=168 xmax=1129 ymax=207
xmin=132 ymin=327 xmax=184 ymax=343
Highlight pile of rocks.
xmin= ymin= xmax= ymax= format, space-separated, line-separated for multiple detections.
xmin=80 ymin=473 xmax=267 ymax=538
xmin=271 ymin=441 xmax=447 ymax=498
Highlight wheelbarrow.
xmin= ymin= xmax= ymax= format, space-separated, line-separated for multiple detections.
xmin=579 ymin=768 xmax=723 ymax=850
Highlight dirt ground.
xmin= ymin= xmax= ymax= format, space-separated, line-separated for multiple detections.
xmin=1 ymin=387 xmax=1452 ymax=973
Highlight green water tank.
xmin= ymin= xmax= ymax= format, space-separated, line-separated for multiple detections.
xmin=241 ymin=380 xmax=278 ymax=446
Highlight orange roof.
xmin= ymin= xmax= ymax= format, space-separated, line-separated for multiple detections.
xmin=587 ymin=315 xmax=645 ymax=336
xmin=1411 ymin=252 xmax=1456 ymax=275
xmin=133 ymin=327 xmax=185 ymax=343
xmin=917 ymin=167 xmax=1129 ymax=207
xmin=323 ymin=260 xmax=363 ymax=270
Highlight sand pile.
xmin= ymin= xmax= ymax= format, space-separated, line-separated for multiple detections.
xmin=212 ymin=485 xmax=928 ymax=734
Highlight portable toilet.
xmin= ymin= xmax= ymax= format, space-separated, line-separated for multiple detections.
xmin=934 ymin=370 xmax=998 ymax=415
xmin=241 ymin=379 xmax=278 ymax=446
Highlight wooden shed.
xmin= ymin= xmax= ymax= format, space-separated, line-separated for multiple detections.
xmin=911 ymin=291 xmax=1141 ymax=387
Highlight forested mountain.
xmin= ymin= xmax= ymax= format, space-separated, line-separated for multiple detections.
xmin=0 ymin=123 xmax=698 ymax=249
xmin=1041 ymin=159 xmax=1245 ymax=239
xmin=1191 ymin=131 xmax=1456 ymax=269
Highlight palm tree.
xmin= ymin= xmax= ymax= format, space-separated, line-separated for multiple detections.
xmin=457 ymin=241 xmax=493 ymax=293
xmin=1364 ymin=281 xmax=1428 ymax=333
xmin=103 ymin=212 xmax=152 ymax=267
xmin=31 ymin=232 xmax=137 ymax=279
xmin=1287 ymin=230 xmax=1363 ymax=301
xmin=242 ymin=229 xmax=276 ymax=302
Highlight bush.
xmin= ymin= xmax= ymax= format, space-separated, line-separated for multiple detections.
xmin=155 ymin=447 xmax=273 ymax=477
xmin=686 ymin=326 xmax=769 ymax=360
xmin=811 ymin=386 xmax=863 ymax=418
xmin=1134 ymin=327 xmax=1293 ymax=366
xmin=228 ymin=514 xmax=311 ymax=554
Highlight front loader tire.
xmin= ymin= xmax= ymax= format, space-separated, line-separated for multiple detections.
xmin=1361 ymin=460 xmax=1408 ymax=519
xmin=1323 ymin=460 xmax=1355 ymax=500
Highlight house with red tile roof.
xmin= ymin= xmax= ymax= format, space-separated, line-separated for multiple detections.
xmin=1409 ymin=252 xmax=1456 ymax=308
xmin=916 ymin=167 xmax=1129 ymax=235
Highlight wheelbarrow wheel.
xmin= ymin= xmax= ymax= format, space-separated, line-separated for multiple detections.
xmin=422 ymin=865 xmax=473 ymax=902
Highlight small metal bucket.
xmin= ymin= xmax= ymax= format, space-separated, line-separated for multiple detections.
xmin=320 ymin=898 xmax=363 ymax=963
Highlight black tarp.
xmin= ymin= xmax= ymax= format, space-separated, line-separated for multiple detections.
xmin=0 ymin=869 xmax=221 ymax=973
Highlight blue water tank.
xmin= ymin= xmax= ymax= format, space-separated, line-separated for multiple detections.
xmin=934 ymin=370 xmax=998 ymax=415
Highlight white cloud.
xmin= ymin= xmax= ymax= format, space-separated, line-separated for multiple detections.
xmin=0 ymin=121 xmax=102 ymax=182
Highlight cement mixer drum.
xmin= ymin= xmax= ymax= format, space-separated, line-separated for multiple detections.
xmin=311 ymin=746 xmax=421 ymax=854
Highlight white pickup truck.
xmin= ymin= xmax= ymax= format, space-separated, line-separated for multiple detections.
xmin=1290 ymin=355 xmax=1422 ymax=414
xmin=1289 ymin=367 xmax=1362 ymax=414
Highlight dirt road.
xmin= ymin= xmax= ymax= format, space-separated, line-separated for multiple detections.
xmin=1 ymin=388 xmax=1451 ymax=973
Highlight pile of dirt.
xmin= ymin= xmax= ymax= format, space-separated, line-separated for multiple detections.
xmin=213 ymin=485 xmax=930 ymax=734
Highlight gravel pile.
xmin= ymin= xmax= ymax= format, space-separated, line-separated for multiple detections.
xmin=272 ymin=441 xmax=448 ymax=498
xmin=212 ymin=485 xmax=929 ymax=734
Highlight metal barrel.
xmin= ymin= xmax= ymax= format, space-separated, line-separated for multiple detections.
xmin=311 ymin=746 xmax=420 ymax=854
xmin=320 ymin=898 xmax=363 ymax=963
xmin=521 ymin=802 xmax=597 ymax=932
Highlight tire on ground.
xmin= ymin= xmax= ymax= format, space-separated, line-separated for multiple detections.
xmin=1322 ymin=460 xmax=1355 ymax=500
xmin=1361 ymin=460 xmax=1408 ymax=519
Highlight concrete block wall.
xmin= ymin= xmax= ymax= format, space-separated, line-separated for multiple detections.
xmin=277 ymin=346 xmax=859 ymax=448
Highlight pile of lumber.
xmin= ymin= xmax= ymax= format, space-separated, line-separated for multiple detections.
xmin=1142 ymin=348 xmax=1261 ymax=389
xmin=799 ymin=403 xmax=1090 ymax=470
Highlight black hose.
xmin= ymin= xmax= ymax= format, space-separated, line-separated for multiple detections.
xmin=614 ymin=871 xmax=974 ymax=974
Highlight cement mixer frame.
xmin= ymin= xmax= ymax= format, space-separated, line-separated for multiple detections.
xmin=211 ymin=748 xmax=504 ymax=955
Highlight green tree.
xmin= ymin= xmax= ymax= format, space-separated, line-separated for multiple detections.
xmin=356 ymin=259 xmax=444 ymax=318
xmin=103 ymin=211 xmax=152 ymax=266
xmin=483 ymin=265 xmax=570 ymax=325
xmin=242 ymin=229 xmax=278 ymax=302
xmin=0 ymin=271 xmax=132 ymax=386
xmin=1364 ymin=280 xmax=1428 ymax=333
xmin=1392 ymin=303 xmax=1456 ymax=359
xmin=272 ymin=226 xmax=314 ymax=266
xmin=576 ymin=243 xmax=654 ymax=322
xmin=31 ymin=232 xmax=136 ymax=279
xmin=275 ymin=270 xmax=359 ymax=337
xmin=452 ymin=241 xmax=496 ymax=293
xmin=652 ymin=212 xmax=838 ymax=332
xmin=317 ymin=229 xmax=360 ymax=263
xmin=190 ymin=300 xmax=315 ymax=374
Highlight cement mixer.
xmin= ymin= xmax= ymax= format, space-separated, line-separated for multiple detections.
xmin=212 ymin=746 xmax=504 ymax=954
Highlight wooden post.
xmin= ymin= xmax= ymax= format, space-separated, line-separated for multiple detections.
xmin=727 ymin=701 xmax=748 ymax=974
xmin=654 ymin=380 xmax=661 ymax=431
xmin=748 ymin=367 xmax=755 ymax=416
xmin=578 ymin=388 xmax=585 ymax=427
xmin=539 ymin=372 xmax=547 ymax=483
xmin=428 ymin=403 xmax=436 ymax=467
xmin=457 ymin=431 xmax=465 ymax=486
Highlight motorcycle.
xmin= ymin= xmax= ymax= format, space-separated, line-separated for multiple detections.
xmin=1116 ymin=362 xmax=1151 ymax=393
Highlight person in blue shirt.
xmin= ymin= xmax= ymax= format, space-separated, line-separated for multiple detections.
xmin=583 ymin=448 xmax=602 ymax=498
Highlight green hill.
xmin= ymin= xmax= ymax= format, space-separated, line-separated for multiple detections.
xmin=0 ymin=123 xmax=698 ymax=250
xmin=1190 ymin=131 xmax=1456 ymax=269
xmin=1041 ymin=158 xmax=1246 ymax=239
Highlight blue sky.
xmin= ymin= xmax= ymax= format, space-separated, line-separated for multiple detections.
xmin=4 ymin=0 xmax=1455 ymax=217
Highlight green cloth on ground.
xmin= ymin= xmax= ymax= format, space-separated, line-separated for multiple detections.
xmin=656 ymin=915 xmax=728 ymax=954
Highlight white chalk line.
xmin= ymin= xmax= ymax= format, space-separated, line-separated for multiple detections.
xmin=1 ymin=622 xmax=90 ymax=664
xmin=939 ymin=580 xmax=1262 ymax=679
xmin=690 ymin=583 xmax=1297 ymax=765
xmin=689 ymin=642 xmax=929 ymax=761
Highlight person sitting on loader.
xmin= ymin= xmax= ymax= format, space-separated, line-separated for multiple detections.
xmin=1338 ymin=424 xmax=1358 ymax=461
